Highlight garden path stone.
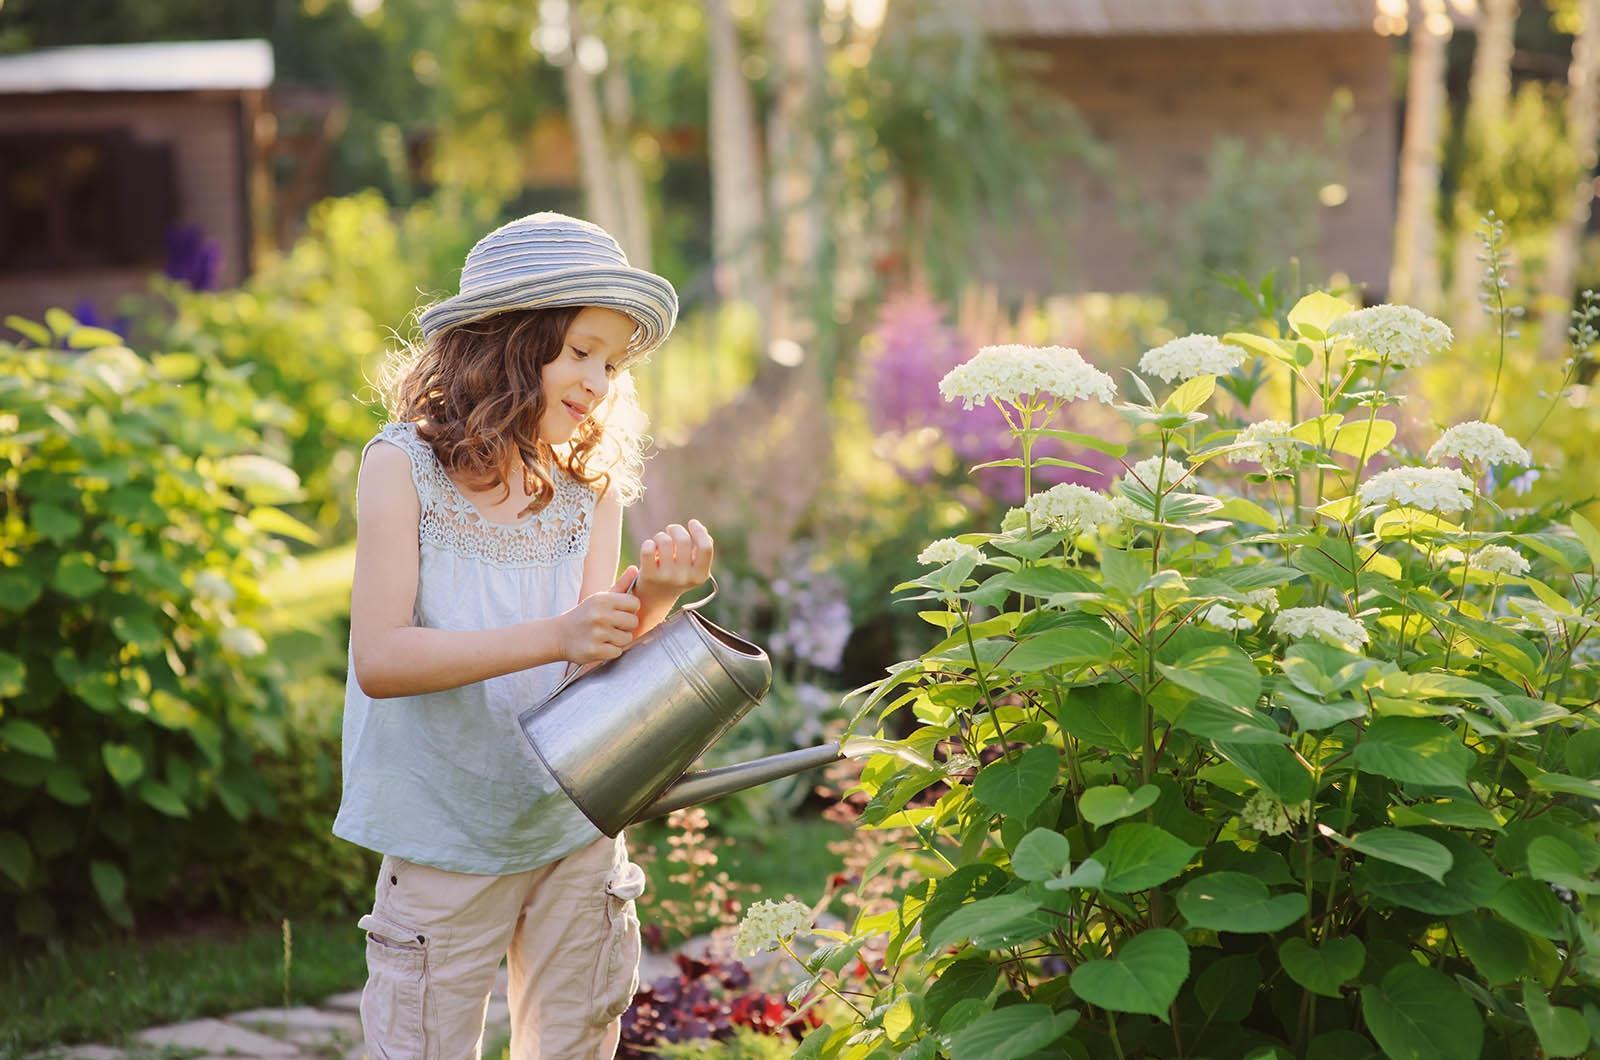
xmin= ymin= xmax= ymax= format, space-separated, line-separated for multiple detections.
xmin=320 ymin=991 xmax=363 ymax=1014
xmin=51 ymin=1046 xmax=125 ymax=1059
xmin=134 ymin=1019 xmax=300 ymax=1057
xmin=229 ymin=1007 xmax=363 ymax=1046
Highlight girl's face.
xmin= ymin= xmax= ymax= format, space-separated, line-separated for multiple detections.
xmin=537 ymin=306 xmax=636 ymax=445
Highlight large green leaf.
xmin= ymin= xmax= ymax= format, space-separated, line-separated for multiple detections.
xmin=1079 ymin=783 xmax=1160 ymax=827
xmin=1097 ymin=823 xmax=1198 ymax=892
xmin=1193 ymin=953 xmax=1261 ymax=1022
xmin=100 ymin=743 xmax=144 ymax=787
xmin=138 ymin=779 xmax=190 ymax=818
xmin=1175 ymin=698 xmax=1287 ymax=744
xmin=1450 ymin=914 xmax=1536 ymax=985
xmin=947 ymin=1005 xmax=1079 ymax=1060
xmin=923 ymin=958 xmax=998 ymax=1024
xmin=1176 ymin=872 xmax=1308 ymax=933
xmin=1356 ymin=829 xmax=1504 ymax=915
xmin=1002 ymin=627 xmax=1112 ymax=672
xmin=1335 ymin=828 xmax=1454 ymax=884
xmin=1059 ymin=685 xmax=1143 ymax=756
xmin=972 ymin=746 xmax=1057 ymax=819
xmin=0 ymin=829 xmax=34 ymax=887
xmin=1360 ymin=964 xmax=1483 ymax=1060
xmin=1280 ymin=691 xmax=1368 ymax=732
xmin=1069 ymin=928 xmax=1189 ymax=1020
xmin=923 ymin=894 xmax=1050 ymax=953
xmin=1288 ymin=291 xmax=1353 ymax=340
xmin=1525 ymin=836 xmax=1600 ymax=894
xmin=1213 ymin=741 xmax=1315 ymax=803
xmin=1352 ymin=718 xmax=1473 ymax=791
xmin=1489 ymin=879 xmax=1566 ymax=939
xmin=1522 ymin=980 xmax=1589 ymax=1058
xmin=89 ymin=859 xmax=132 ymax=928
xmin=1011 ymin=829 xmax=1071 ymax=882
xmin=52 ymin=553 xmax=107 ymax=599
xmin=1279 ymin=937 xmax=1365 ymax=998
xmin=0 ymin=719 xmax=55 ymax=760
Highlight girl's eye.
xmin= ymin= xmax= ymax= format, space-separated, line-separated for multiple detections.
xmin=604 ymin=363 xmax=618 ymax=376
xmin=572 ymin=347 xmax=590 ymax=359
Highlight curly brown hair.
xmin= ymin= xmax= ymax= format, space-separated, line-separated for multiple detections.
xmin=379 ymin=307 xmax=648 ymax=518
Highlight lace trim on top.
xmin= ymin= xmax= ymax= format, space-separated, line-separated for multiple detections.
xmin=374 ymin=422 xmax=596 ymax=570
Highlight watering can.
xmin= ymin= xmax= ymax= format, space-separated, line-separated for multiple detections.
xmin=517 ymin=576 xmax=847 ymax=836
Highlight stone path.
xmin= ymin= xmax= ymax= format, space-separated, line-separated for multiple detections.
xmin=35 ymin=945 xmax=701 ymax=1059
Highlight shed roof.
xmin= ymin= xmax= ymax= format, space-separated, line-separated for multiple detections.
xmin=978 ymin=0 xmax=1469 ymax=36
xmin=0 ymin=39 xmax=273 ymax=94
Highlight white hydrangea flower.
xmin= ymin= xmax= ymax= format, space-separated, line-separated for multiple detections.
xmin=1227 ymin=420 xmax=1297 ymax=473
xmin=1025 ymin=483 xmax=1120 ymax=535
xmin=1426 ymin=421 xmax=1532 ymax=467
xmin=1272 ymin=606 xmax=1370 ymax=649
xmin=1471 ymin=544 xmax=1531 ymax=576
xmin=1000 ymin=507 xmax=1030 ymax=534
xmin=219 ymin=626 xmax=267 ymax=658
xmin=1358 ymin=466 xmax=1474 ymax=513
xmin=733 ymin=898 xmax=812 ymax=958
xmin=917 ymin=537 xmax=982 ymax=567
xmin=1243 ymin=587 xmax=1279 ymax=611
xmin=1328 ymin=304 xmax=1452 ymax=368
xmin=1240 ymin=790 xmax=1311 ymax=837
xmin=1202 ymin=604 xmax=1255 ymax=632
xmin=192 ymin=570 xmax=236 ymax=604
xmin=939 ymin=344 xmax=1117 ymax=410
xmin=1138 ymin=334 xmax=1246 ymax=383
xmin=1125 ymin=455 xmax=1187 ymax=492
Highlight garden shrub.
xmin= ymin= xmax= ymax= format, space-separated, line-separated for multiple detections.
xmin=777 ymin=294 xmax=1600 ymax=1058
xmin=0 ymin=312 xmax=301 ymax=938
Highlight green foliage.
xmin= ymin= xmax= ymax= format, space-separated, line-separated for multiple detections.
xmin=0 ymin=315 xmax=299 ymax=938
xmin=650 ymin=1027 xmax=800 ymax=1059
xmin=798 ymin=291 xmax=1600 ymax=1057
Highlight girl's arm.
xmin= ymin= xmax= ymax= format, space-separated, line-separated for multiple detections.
xmin=349 ymin=442 xmax=635 ymax=699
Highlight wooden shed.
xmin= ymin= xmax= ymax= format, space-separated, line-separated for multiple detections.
xmin=973 ymin=0 xmax=1421 ymax=298
xmin=0 ymin=39 xmax=272 ymax=325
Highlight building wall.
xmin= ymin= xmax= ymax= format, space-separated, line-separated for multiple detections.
xmin=0 ymin=90 xmax=247 ymax=323
xmin=978 ymin=31 xmax=1397 ymax=299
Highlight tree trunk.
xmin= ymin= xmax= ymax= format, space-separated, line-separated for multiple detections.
xmin=603 ymin=60 xmax=653 ymax=269
xmin=766 ymin=0 xmax=824 ymax=355
xmin=1539 ymin=0 xmax=1600 ymax=358
xmin=705 ymin=0 xmax=768 ymax=308
xmin=561 ymin=7 xmax=626 ymax=242
xmin=1390 ymin=0 xmax=1452 ymax=311
xmin=1448 ymin=0 xmax=1518 ymax=332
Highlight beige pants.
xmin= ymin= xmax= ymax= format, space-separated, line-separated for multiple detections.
xmin=357 ymin=834 xmax=646 ymax=1060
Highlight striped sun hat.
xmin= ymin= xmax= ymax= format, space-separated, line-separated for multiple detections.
xmin=417 ymin=212 xmax=678 ymax=363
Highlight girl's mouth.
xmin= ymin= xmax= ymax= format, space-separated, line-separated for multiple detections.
xmin=562 ymin=400 xmax=587 ymax=420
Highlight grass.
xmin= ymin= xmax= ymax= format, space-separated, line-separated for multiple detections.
xmin=0 ymin=917 xmax=368 ymax=1057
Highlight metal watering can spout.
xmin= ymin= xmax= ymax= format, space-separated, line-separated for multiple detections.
xmin=517 ymin=575 xmax=848 ymax=836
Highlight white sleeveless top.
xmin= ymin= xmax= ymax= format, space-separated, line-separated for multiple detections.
xmin=332 ymin=421 xmax=603 ymax=875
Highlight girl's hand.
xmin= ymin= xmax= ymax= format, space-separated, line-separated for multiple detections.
xmin=637 ymin=519 xmax=714 ymax=604
xmin=558 ymin=566 xmax=641 ymax=664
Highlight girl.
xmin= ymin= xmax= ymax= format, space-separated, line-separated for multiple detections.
xmin=334 ymin=212 xmax=713 ymax=1059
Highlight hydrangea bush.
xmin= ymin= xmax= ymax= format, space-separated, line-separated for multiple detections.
xmin=788 ymin=294 xmax=1600 ymax=1058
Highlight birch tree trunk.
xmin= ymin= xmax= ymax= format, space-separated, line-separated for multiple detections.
xmin=1539 ymin=0 xmax=1600 ymax=358
xmin=603 ymin=61 xmax=653 ymax=269
xmin=705 ymin=0 xmax=768 ymax=307
xmin=1390 ymin=0 xmax=1452 ymax=311
xmin=1448 ymin=0 xmax=1518 ymax=332
xmin=561 ymin=6 xmax=626 ymax=242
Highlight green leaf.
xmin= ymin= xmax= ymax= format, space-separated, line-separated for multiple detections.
xmin=101 ymin=743 xmax=144 ymax=787
xmin=972 ymin=746 xmax=1057 ymax=819
xmin=1288 ymin=291 xmax=1352 ymax=340
xmin=0 ymin=829 xmax=34 ymax=887
xmin=66 ymin=325 xmax=125 ymax=349
xmin=1307 ymin=1032 xmax=1381 ymax=1060
xmin=1526 ymin=836 xmax=1600 ymax=894
xmin=30 ymin=501 xmax=81 ymax=543
xmin=1060 ymin=686 xmax=1143 ymax=756
xmin=5 ymin=314 xmax=52 ymax=346
xmin=1214 ymin=741 xmax=1314 ymax=803
xmin=1194 ymin=953 xmax=1261 ymax=1022
xmin=947 ymin=1005 xmax=1079 ymax=1060
xmin=1079 ymin=784 xmax=1160 ymax=827
xmin=1069 ymin=928 xmax=1189 ymax=1020
xmin=1334 ymin=828 xmax=1454 ymax=884
xmin=923 ymin=958 xmax=999 ymax=1025
xmin=1165 ymin=374 xmax=1216 ymax=413
xmin=1522 ymin=980 xmax=1589 ymax=1058
xmin=51 ymin=553 xmax=107 ymax=599
xmin=0 ymin=720 xmax=55 ymax=759
xmin=1387 ymin=800 xmax=1503 ymax=832
xmin=138 ymin=779 xmax=190 ymax=818
xmin=1034 ymin=428 xmax=1127 ymax=458
xmin=1011 ymin=829 xmax=1071 ymax=882
xmin=44 ymin=766 xmax=90 ymax=807
xmin=1176 ymin=872 xmax=1308 ymax=933
xmin=1279 ymin=937 xmax=1365 ymax=998
xmin=248 ymin=506 xmax=323 ymax=546
xmin=89 ymin=859 xmax=132 ymax=927
xmin=1280 ymin=691 xmax=1368 ymax=732
xmin=1352 ymin=718 xmax=1473 ymax=791
xmin=1356 ymin=829 xmax=1505 ymax=915
xmin=1330 ymin=418 xmax=1397 ymax=461
xmin=1157 ymin=643 xmax=1261 ymax=708
xmin=1361 ymin=964 xmax=1483 ymax=1060
xmin=1450 ymin=915 xmax=1535 ymax=986
xmin=923 ymin=894 xmax=1050 ymax=953
xmin=1490 ymin=879 xmax=1567 ymax=939
xmin=1175 ymin=698 xmax=1287 ymax=744
xmin=1571 ymin=513 xmax=1600 ymax=570
xmin=1097 ymin=823 xmax=1198 ymax=892
xmin=44 ymin=306 xmax=76 ymax=338
xmin=1530 ymin=772 xmax=1600 ymax=801
xmin=1001 ymin=627 xmax=1112 ymax=672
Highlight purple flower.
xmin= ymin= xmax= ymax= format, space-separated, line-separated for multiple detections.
xmin=164 ymin=223 xmax=222 ymax=291
xmin=69 ymin=299 xmax=130 ymax=341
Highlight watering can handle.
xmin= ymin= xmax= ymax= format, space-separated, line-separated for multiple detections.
xmin=548 ymin=573 xmax=720 ymax=693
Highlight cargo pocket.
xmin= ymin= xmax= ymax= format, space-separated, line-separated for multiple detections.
xmin=589 ymin=861 xmax=646 ymax=1027
xmin=359 ymin=911 xmax=430 ymax=1059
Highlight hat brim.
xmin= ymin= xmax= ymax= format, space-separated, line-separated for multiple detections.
xmin=417 ymin=263 xmax=679 ymax=364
